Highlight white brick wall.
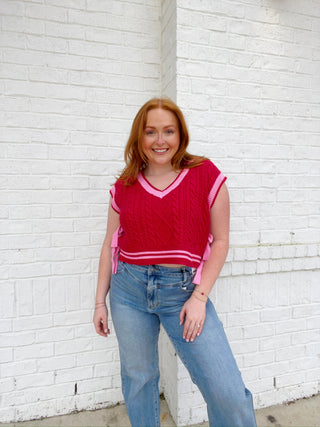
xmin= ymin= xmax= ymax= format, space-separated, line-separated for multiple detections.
xmin=0 ymin=0 xmax=160 ymax=423
xmin=170 ymin=0 xmax=320 ymax=424
xmin=1 ymin=0 xmax=319 ymax=425
xmin=158 ymin=0 xmax=179 ymax=419
xmin=160 ymin=0 xmax=176 ymax=100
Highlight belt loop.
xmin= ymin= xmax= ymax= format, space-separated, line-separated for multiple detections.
xmin=182 ymin=266 xmax=186 ymax=282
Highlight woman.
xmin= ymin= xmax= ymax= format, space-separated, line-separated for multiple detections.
xmin=93 ymin=98 xmax=257 ymax=427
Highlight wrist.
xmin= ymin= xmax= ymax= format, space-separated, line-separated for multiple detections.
xmin=193 ymin=288 xmax=209 ymax=299
xmin=95 ymin=301 xmax=106 ymax=307
xmin=191 ymin=292 xmax=207 ymax=303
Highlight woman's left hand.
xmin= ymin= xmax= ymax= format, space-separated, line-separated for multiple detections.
xmin=179 ymin=295 xmax=206 ymax=342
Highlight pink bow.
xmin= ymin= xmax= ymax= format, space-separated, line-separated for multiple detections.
xmin=111 ymin=226 xmax=123 ymax=274
xmin=193 ymin=233 xmax=213 ymax=285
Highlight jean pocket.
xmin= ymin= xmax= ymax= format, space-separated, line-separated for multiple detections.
xmin=116 ymin=261 xmax=125 ymax=274
xmin=180 ymin=280 xmax=195 ymax=293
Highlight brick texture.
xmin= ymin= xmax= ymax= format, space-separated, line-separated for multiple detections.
xmin=0 ymin=0 xmax=160 ymax=423
xmin=1 ymin=0 xmax=319 ymax=424
xmin=170 ymin=0 xmax=320 ymax=424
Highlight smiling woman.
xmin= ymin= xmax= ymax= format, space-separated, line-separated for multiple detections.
xmin=118 ymin=98 xmax=205 ymax=186
xmin=141 ymin=108 xmax=181 ymax=190
xmin=142 ymin=108 xmax=180 ymax=173
xmin=93 ymin=97 xmax=257 ymax=427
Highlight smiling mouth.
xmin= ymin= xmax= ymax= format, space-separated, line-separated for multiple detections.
xmin=152 ymin=148 xmax=168 ymax=153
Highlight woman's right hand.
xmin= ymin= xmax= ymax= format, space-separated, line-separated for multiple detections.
xmin=93 ymin=304 xmax=110 ymax=337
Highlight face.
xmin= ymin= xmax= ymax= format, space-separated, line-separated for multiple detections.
xmin=142 ymin=108 xmax=180 ymax=171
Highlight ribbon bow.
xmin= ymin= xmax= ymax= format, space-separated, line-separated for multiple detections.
xmin=111 ymin=226 xmax=123 ymax=274
xmin=193 ymin=233 xmax=213 ymax=285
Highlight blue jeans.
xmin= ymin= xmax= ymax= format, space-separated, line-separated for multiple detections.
xmin=110 ymin=262 xmax=257 ymax=427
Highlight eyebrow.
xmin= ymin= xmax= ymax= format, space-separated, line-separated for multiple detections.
xmin=144 ymin=125 xmax=176 ymax=129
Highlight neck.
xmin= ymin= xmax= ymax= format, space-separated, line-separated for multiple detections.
xmin=144 ymin=164 xmax=175 ymax=177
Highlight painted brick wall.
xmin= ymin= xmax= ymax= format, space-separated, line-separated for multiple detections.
xmin=158 ymin=0 xmax=179 ymax=420
xmin=160 ymin=0 xmax=176 ymax=100
xmin=1 ymin=0 xmax=319 ymax=425
xmin=0 ymin=0 xmax=160 ymax=422
xmin=172 ymin=0 xmax=320 ymax=424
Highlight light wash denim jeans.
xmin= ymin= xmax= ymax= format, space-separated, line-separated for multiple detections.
xmin=110 ymin=261 xmax=257 ymax=427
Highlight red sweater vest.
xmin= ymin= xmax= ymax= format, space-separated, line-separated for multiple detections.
xmin=110 ymin=159 xmax=226 ymax=284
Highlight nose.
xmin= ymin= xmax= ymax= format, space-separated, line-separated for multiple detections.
xmin=155 ymin=132 xmax=165 ymax=145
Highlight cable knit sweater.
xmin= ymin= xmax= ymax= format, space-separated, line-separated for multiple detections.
xmin=110 ymin=159 xmax=226 ymax=284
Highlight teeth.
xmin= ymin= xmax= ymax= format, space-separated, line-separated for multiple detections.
xmin=153 ymin=149 xmax=167 ymax=153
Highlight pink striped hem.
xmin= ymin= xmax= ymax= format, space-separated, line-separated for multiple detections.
xmin=120 ymin=249 xmax=202 ymax=264
xmin=208 ymin=173 xmax=227 ymax=208
xmin=110 ymin=185 xmax=120 ymax=213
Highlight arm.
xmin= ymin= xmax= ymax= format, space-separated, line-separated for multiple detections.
xmin=179 ymin=183 xmax=230 ymax=342
xmin=195 ymin=182 xmax=230 ymax=295
xmin=93 ymin=200 xmax=120 ymax=337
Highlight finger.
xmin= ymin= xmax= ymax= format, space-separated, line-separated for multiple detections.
xmin=196 ymin=322 xmax=203 ymax=337
xmin=94 ymin=316 xmax=110 ymax=337
xmin=179 ymin=306 xmax=186 ymax=325
xmin=95 ymin=323 xmax=106 ymax=337
xmin=182 ymin=320 xmax=191 ymax=340
xmin=93 ymin=319 xmax=102 ymax=334
xmin=184 ymin=321 xmax=195 ymax=342
xmin=190 ymin=322 xmax=201 ymax=342
xmin=95 ymin=320 xmax=106 ymax=337
xmin=185 ymin=321 xmax=202 ymax=342
xmin=100 ymin=319 xmax=110 ymax=336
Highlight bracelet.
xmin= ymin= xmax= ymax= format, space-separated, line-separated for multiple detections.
xmin=193 ymin=288 xmax=209 ymax=298
xmin=95 ymin=302 xmax=106 ymax=306
xmin=191 ymin=293 xmax=207 ymax=303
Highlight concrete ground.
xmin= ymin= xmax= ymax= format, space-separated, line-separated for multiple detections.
xmin=2 ymin=393 xmax=319 ymax=427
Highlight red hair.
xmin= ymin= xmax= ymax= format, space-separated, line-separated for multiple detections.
xmin=119 ymin=97 xmax=205 ymax=185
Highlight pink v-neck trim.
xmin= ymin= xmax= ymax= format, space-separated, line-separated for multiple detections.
xmin=138 ymin=169 xmax=189 ymax=198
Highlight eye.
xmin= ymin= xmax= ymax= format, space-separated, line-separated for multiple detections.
xmin=145 ymin=130 xmax=155 ymax=136
xmin=166 ymin=129 xmax=174 ymax=135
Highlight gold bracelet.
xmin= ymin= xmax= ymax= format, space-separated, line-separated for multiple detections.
xmin=193 ymin=288 xmax=209 ymax=298
xmin=191 ymin=293 xmax=207 ymax=303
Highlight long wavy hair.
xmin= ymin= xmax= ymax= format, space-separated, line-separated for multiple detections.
xmin=118 ymin=97 xmax=205 ymax=185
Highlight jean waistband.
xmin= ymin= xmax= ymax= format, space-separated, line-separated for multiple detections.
xmin=119 ymin=261 xmax=194 ymax=275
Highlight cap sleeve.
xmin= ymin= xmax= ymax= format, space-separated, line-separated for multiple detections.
xmin=207 ymin=161 xmax=227 ymax=208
